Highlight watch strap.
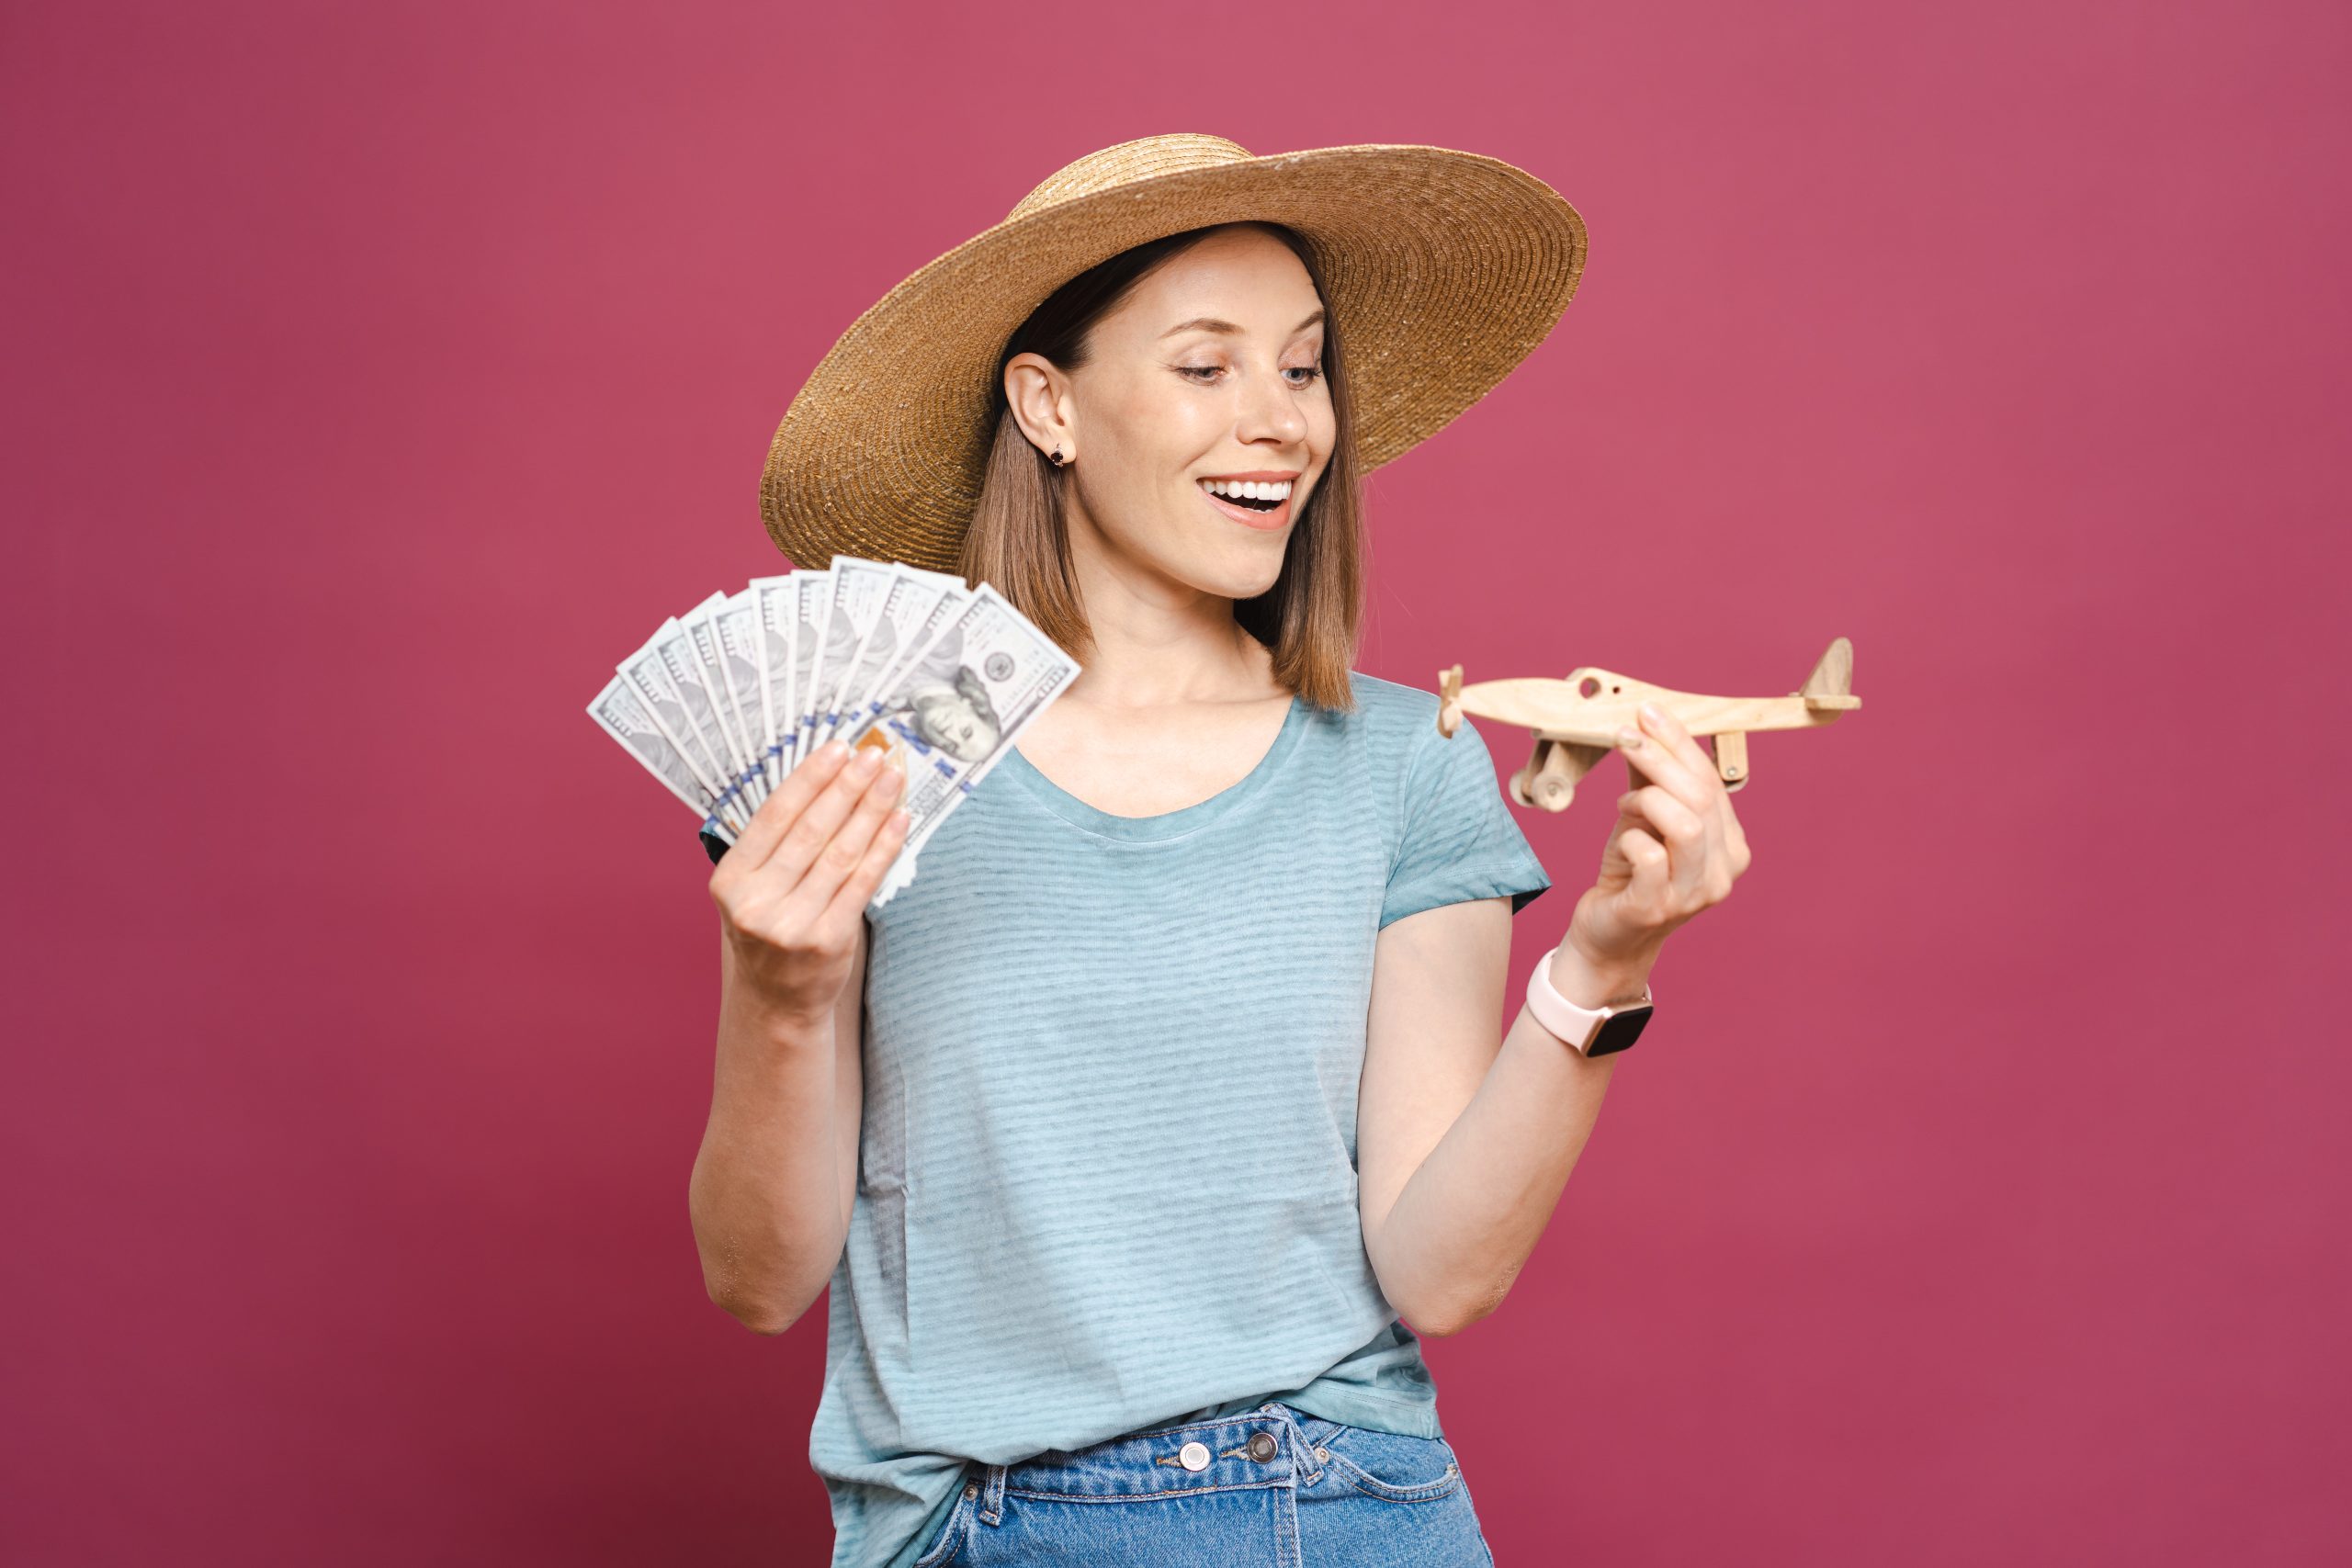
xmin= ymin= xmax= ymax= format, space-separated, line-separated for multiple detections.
xmin=1526 ymin=943 xmax=1655 ymax=1056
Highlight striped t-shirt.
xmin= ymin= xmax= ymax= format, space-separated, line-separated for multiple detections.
xmin=711 ymin=668 xmax=1552 ymax=1568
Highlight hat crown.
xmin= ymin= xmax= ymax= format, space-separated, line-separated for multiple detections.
xmin=1006 ymin=133 xmax=1256 ymax=222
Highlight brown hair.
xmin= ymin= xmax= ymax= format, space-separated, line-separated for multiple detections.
xmin=957 ymin=220 xmax=1363 ymax=714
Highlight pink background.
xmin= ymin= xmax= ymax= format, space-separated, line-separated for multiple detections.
xmin=6 ymin=2 xmax=2345 ymax=1562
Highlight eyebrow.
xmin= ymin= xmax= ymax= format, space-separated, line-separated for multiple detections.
xmin=1159 ymin=309 xmax=1326 ymax=340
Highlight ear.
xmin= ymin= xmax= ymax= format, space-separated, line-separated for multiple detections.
xmin=1003 ymin=351 xmax=1074 ymax=461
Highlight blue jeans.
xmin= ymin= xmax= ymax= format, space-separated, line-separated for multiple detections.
xmin=910 ymin=1399 xmax=1495 ymax=1566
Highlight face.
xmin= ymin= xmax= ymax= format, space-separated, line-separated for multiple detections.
xmin=911 ymin=686 xmax=998 ymax=761
xmin=1006 ymin=224 xmax=1336 ymax=599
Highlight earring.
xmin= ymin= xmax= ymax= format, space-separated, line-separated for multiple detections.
xmin=1048 ymin=447 xmax=1068 ymax=468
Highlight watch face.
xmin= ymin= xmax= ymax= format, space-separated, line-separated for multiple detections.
xmin=1586 ymin=1005 xmax=1653 ymax=1057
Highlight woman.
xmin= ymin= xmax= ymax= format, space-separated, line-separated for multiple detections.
xmin=689 ymin=135 xmax=1751 ymax=1568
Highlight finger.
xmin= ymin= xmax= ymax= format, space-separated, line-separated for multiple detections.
xmin=1636 ymin=699 xmax=1717 ymax=777
xmin=1619 ymin=785 xmax=1710 ymax=905
xmin=1623 ymin=705 xmax=1719 ymax=818
xmin=1616 ymin=724 xmax=1707 ymax=818
xmin=757 ymin=743 xmax=893 ymax=893
xmin=721 ymin=739 xmax=855 ymax=876
xmin=1724 ymin=799 xmax=1752 ymax=867
xmin=1629 ymin=714 xmax=1734 ymax=895
xmin=788 ymin=751 xmax=907 ymax=915
xmin=1639 ymin=705 xmax=1742 ymax=885
xmin=1617 ymin=825 xmax=1672 ymax=913
xmin=820 ymin=799 xmax=915 ymax=931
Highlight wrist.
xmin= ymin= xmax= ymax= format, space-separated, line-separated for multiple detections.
xmin=1547 ymin=932 xmax=1657 ymax=1010
xmin=718 ymin=976 xmax=834 ymax=1050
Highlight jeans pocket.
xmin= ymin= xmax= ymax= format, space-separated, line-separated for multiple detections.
xmin=1317 ymin=1424 xmax=1465 ymax=1504
xmin=910 ymin=1480 xmax=973 ymax=1568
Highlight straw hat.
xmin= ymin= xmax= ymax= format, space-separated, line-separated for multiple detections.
xmin=758 ymin=133 xmax=1588 ymax=572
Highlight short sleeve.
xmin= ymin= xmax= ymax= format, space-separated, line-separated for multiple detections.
xmin=1380 ymin=715 xmax=1554 ymax=929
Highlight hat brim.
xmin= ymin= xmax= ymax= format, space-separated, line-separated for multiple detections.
xmin=760 ymin=143 xmax=1588 ymax=572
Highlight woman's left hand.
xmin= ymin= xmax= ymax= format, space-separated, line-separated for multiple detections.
xmin=1565 ymin=699 xmax=1754 ymax=972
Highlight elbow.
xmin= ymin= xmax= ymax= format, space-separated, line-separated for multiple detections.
xmin=696 ymin=1245 xmax=831 ymax=1336
xmin=1404 ymin=1299 xmax=1472 ymax=1340
xmin=710 ymin=1287 xmax=797 ymax=1337
xmin=1411 ymin=1281 xmax=1513 ymax=1341
xmin=697 ymin=1248 xmax=804 ymax=1337
xmin=1419 ymin=1303 xmax=1499 ymax=1340
xmin=1410 ymin=1308 xmax=1476 ymax=1341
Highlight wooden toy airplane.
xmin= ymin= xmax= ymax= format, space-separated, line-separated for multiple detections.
xmin=1437 ymin=637 xmax=1861 ymax=811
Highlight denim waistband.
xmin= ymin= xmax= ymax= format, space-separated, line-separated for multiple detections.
xmin=962 ymin=1402 xmax=1347 ymax=1526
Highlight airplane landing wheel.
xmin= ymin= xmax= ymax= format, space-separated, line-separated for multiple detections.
xmin=1515 ymin=739 xmax=1579 ymax=813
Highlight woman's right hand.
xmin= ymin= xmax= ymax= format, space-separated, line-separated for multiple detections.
xmin=708 ymin=738 xmax=910 ymax=1024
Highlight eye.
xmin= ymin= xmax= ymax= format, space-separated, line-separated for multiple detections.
xmin=1175 ymin=364 xmax=1224 ymax=382
xmin=1284 ymin=363 xmax=1326 ymax=387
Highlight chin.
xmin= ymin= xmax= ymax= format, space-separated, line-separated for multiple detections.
xmin=1121 ymin=516 xmax=1288 ymax=601
xmin=1188 ymin=554 xmax=1285 ymax=604
xmin=1197 ymin=525 xmax=1291 ymax=583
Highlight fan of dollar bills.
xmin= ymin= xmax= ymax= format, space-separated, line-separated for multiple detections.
xmin=587 ymin=557 xmax=1080 ymax=905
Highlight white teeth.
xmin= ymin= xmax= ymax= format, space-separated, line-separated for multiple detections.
xmin=1199 ymin=478 xmax=1293 ymax=502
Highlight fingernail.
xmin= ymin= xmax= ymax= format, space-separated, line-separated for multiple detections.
xmin=1640 ymin=701 xmax=1665 ymax=726
xmin=1616 ymin=726 xmax=1645 ymax=749
xmin=851 ymin=748 xmax=880 ymax=773
xmin=822 ymin=739 xmax=849 ymax=761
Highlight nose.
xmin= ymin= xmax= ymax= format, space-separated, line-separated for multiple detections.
xmin=1235 ymin=361 xmax=1308 ymax=448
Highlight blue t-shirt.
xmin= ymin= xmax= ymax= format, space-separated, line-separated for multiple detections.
xmin=708 ymin=669 xmax=1552 ymax=1568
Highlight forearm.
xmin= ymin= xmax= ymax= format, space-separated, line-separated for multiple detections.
xmin=687 ymin=968 xmax=845 ymax=1335
xmin=1376 ymin=942 xmax=1656 ymax=1337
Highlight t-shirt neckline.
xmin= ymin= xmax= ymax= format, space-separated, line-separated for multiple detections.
xmin=999 ymin=694 xmax=1306 ymax=842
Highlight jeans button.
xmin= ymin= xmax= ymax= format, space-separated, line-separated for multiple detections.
xmin=1179 ymin=1440 xmax=1212 ymax=1472
xmin=1247 ymin=1431 xmax=1278 ymax=1462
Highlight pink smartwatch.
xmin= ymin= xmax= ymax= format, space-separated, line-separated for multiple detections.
xmin=1526 ymin=943 xmax=1656 ymax=1057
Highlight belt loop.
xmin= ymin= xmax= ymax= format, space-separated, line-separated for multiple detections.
xmin=1265 ymin=1401 xmax=1323 ymax=1483
xmin=978 ymin=1461 xmax=1007 ymax=1526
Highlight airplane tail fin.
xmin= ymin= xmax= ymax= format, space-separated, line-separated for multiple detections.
xmin=1801 ymin=637 xmax=1854 ymax=701
xmin=1799 ymin=637 xmax=1860 ymax=715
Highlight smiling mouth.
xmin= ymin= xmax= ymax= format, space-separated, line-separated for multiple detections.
xmin=1198 ymin=481 xmax=1295 ymax=530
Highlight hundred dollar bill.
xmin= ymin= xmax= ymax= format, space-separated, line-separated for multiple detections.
xmin=801 ymin=558 xmax=897 ymax=756
xmin=706 ymin=588 xmax=775 ymax=812
xmin=784 ymin=569 xmax=837 ymax=773
xmin=615 ymin=632 xmax=739 ymax=831
xmin=609 ymin=637 xmax=756 ymax=838
xmin=837 ymin=581 xmax=1080 ymax=900
xmin=588 ymin=561 xmax=1077 ymax=889
xmin=684 ymin=590 xmax=769 ymax=815
xmin=586 ymin=675 xmax=739 ymax=842
xmin=639 ymin=616 xmax=762 ymax=830
xmin=748 ymin=572 xmax=802 ymax=795
xmin=820 ymin=563 xmax=973 ymax=754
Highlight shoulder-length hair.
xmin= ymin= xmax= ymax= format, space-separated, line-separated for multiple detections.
xmin=957 ymin=220 xmax=1363 ymax=714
